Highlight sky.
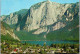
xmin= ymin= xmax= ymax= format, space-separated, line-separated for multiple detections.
xmin=1 ymin=0 xmax=79 ymax=15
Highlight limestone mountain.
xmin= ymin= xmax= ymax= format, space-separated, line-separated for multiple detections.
xmin=0 ymin=1 xmax=79 ymax=40
xmin=17 ymin=1 xmax=79 ymax=34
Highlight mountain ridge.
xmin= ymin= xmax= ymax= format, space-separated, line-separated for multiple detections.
xmin=0 ymin=1 xmax=79 ymax=41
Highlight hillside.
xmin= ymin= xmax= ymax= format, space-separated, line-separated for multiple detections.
xmin=1 ymin=21 xmax=20 ymax=41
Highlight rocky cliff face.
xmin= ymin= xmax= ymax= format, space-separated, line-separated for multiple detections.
xmin=24 ymin=1 xmax=71 ymax=31
xmin=0 ymin=1 xmax=79 ymax=35
xmin=22 ymin=1 xmax=79 ymax=34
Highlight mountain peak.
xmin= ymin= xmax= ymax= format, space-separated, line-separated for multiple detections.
xmin=46 ymin=0 xmax=51 ymax=2
xmin=46 ymin=0 xmax=52 ymax=4
xmin=46 ymin=0 xmax=50 ymax=1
